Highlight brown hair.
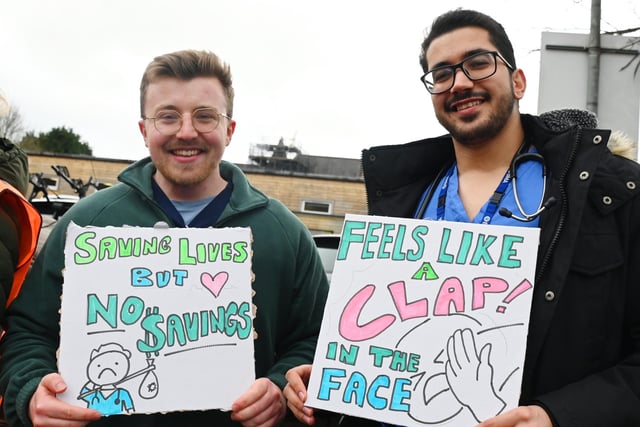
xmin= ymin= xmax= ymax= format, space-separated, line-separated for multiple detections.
xmin=139 ymin=49 xmax=234 ymax=117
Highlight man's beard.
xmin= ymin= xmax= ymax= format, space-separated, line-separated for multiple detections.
xmin=436 ymin=88 xmax=516 ymax=146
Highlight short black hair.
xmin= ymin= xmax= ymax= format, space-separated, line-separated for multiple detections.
xmin=419 ymin=9 xmax=516 ymax=72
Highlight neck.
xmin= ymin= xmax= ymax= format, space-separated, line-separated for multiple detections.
xmin=453 ymin=115 xmax=525 ymax=174
xmin=154 ymin=174 xmax=228 ymax=202
xmin=450 ymin=114 xmax=525 ymax=220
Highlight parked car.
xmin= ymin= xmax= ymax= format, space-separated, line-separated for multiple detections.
xmin=312 ymin=234 xmax=340 ymax=282
xmin=29 ymin=194 xmax=79 ymax=219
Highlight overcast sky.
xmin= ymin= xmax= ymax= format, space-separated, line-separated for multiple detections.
xmin=2 ymin=0 xmax=638 ymax=164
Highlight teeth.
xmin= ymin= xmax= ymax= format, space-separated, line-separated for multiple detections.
xmin=173 ymin=149 xmax=199 ymax=156
xmin=456 ymin=100 xmax=481 ymax=111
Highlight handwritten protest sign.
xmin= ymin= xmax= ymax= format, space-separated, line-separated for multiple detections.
xmin=58 ymin=222 xmax=255 ymax=415
xmin=307 ymin=214 xmax=540 ymax=426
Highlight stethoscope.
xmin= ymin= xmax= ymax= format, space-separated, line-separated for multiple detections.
xmin=498 ymin=151 xmax=556 ymax=222
xmin=90 ymin=388 xmax=123 ymax=405
xmin=414 ymin=146 xmax=555 ymax=223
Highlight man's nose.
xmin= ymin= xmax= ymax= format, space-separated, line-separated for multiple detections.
xmin=449 ymin=68 xmax=474 ymax=93
xmin=176 ymin=115 xmax=198 ymax=139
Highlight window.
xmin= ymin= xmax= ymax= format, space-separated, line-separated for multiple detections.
xmin=301 ymin=200 xmax=332 ymax=215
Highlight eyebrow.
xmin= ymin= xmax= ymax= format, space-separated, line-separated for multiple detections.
xmin=430 ymin=48 xmax=493 ymax=70
xmin=154 ymin=105 xmax=217 ymax=112
xmin=153 ymin=104 xmax=179 ymax=112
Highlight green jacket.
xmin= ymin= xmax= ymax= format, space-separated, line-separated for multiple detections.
xmin=0 ymin=158 xmax=329 ymax=427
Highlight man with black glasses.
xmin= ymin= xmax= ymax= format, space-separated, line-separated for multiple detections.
xmin=0 ymin=49 xmax=329 ymax=427
xmin=285 ymin=8 xmax=640 ymax=427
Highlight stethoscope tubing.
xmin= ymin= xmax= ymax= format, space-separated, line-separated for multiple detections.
xmin=415 ymin=150 xmax=549 ymax=223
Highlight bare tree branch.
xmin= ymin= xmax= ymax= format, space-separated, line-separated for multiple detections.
xmin=0 ymin=107 xmax=25 ymax=142
xmin=604 ymin=26 xmax=640 ymax=36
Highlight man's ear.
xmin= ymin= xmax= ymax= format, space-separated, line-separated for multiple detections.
xmin=225 ymin=120 xmax=236 ymax=147
xmin=512 ymin=68 xmax=527 ymax=100
xmin=138 ymin=120 xmax=149 ymax=147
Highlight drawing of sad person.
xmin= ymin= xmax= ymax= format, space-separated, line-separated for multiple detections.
xmin=79 ymin=343 xmax=135 ymax=416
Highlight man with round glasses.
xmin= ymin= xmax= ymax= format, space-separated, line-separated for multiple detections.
xmin=0 ymin=50 xmax=329 ymax=427
xmin=143 ymin=108 xmax=232 ymax=136
xmin=285 ymin=8 xmax=640 ymax=427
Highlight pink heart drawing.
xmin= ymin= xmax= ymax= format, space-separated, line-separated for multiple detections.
xmin=200 ymin=271 xmax=229 ymax=298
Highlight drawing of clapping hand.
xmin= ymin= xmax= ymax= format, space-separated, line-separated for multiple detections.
xmin=445 ymin=328 xmax=506 ymax=423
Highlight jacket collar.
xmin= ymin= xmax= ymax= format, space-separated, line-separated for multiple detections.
xmin=118 ymin=157 xmax=269 ymax=225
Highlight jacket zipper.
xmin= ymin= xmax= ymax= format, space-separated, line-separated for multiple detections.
xmin=535 ymin=128 xmax=583 ymax=283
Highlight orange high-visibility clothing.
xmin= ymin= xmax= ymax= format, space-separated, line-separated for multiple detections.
xmin=0 ymin=180 xmax=42 ymax=307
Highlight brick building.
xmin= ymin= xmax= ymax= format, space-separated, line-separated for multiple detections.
xmin=26 ymin=146 xmax=367 ymax=235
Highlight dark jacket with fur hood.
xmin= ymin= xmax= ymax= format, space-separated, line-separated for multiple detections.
xmin=358 ymin=111 xmax=640 ymax=426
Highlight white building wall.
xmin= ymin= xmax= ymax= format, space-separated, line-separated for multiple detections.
xmin=538 ymin=32 xmax=640 ymax=146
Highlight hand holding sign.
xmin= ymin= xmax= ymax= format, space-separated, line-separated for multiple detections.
xmin=445 ymin=328 xmax=506 ymax=422
xmin=306 ymin=215 xmax=539 ymax=426
xmin=59 ymin=224 xmax=255 ymax=414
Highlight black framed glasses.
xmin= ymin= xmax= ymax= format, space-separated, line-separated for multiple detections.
xmin=142 ymin=108 xmax=231 ymax=135
xmin=420 ymin=51 xmax=514 ymax=94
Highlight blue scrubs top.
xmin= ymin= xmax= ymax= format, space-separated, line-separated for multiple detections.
xmin=415 ymin=154 xmax=544 ymax=228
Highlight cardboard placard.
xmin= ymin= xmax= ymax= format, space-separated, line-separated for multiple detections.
xmin=307 ymin=214 xmax=540 ymax=426
xmin=58 ymin=222 xmax=255 ymax=415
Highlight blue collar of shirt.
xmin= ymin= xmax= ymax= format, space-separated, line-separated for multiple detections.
xmin=151 ymin=179 xmax=233 ymax=227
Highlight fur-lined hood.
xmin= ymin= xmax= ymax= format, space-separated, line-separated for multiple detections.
xmin=540 ymin=108 xmax=637 ymax=161
xmin=607 ymin=130 xmax=636 ymax=160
